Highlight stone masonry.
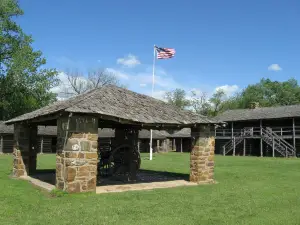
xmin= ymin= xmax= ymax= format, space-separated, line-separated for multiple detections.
xmin=190 ymin=125 xmax=215 ymax=184
xmin=56 ymin=115 xmax=98 ymax=193
xmin=13 ymin=124 xmax=38 ymax=177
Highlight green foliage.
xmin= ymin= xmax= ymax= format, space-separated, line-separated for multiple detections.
xmin=50 ymin=189 xmax=68 ymax=198
xmin=221 ymin=78 xmax=300 ymax=112
xmin=165 ymin=88 xmax=228 ymax=116
xmin=165 ymin=78 xmax=300 ymax=117
xmin=0 ymin=0 xmax=58 ymax=120
xmin=190 ymin=90 xmax=211 ymax=116
xmin=209 ymin=89 xmax=226 ymax=116
xmin=165 ymin=88 xmax=190 ymax=110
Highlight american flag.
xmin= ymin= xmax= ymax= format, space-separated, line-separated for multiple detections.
xmin=155 ymin=46 xmax=176 ymax=59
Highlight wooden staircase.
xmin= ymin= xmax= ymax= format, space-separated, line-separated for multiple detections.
xmin=223 ymin=127 xmax=296 ymax=157
xmin=223 ymin=128 xmax=253 ymax=155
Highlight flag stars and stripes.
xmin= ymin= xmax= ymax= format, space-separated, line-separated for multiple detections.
xmin=155 ymin=46 xmax=176 ymax=59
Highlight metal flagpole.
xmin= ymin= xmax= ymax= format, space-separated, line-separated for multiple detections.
xmin=150 ymin=45 xmax=156 ymax=161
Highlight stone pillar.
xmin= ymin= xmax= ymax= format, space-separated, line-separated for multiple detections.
xmin=56 ymin=115 xmax=98 ymax=193
xmin=13 ymin=124 xmax=38 ymax=177
xmin=190 ymin=125 xmax=215 ymax=184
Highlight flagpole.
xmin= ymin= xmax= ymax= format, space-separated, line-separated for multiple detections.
xmin=150 ymin=45 xmax=156 ymax=161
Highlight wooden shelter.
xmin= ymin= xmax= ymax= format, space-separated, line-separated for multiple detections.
xmin=5 ymin=85 xmax=218 ymax=193
xmin=138 ymin=129 xmax=168 ymax=152
xmin=214 ymin=105 xmax=300 ymax=157
xmin=167 ymin=128 xmax=192 ymax=153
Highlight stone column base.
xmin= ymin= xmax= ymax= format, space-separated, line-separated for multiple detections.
xmin=13 ymin=149 xmax=27 ymax=177
xmin=56 ymin=152 xmax=98 ymax=193
xmin=190 ymin=126 xmax=215 ymax=184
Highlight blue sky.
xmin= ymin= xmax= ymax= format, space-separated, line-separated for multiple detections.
xmin=18 ymin=0 xmax=300 ymax=99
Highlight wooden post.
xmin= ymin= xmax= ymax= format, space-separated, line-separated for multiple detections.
xmin=272 ymin=137 xmax=275 ymax=157
xmin=292 ymin=118 xmax=296 ymax=156
xmin=232 ymin=122 xmax=235 ymax=156
xmin=137 ymin=140 xmax=140 ymax=152
xmin=180 ymin=138 xmax=183 ymax=153
xmin=223 ymin=145 xmax=225 ymax=156
xmin=163 ymin=139 xmax=167 ymax=152
xmin=243 ymin=138 xmax=246 ymax=156
xmin=157 ymin=139 xmax=160 ymax=152
xmin=260 ymin=119 xmax=263 ymax=157
xmin=0 ymin=135 xmax=3 ymax=154
xmin=231 ymin=122 xmax=234 ymax=138
xmin=286 ymin=146 xmax=288 ymax=158
xmin=233 ymin=136 xmax=236 ymax=156
xmin=40 ymin=136 xmax=44 ymax=154
xmin=173 ymin=139 xmax=176 ymax=151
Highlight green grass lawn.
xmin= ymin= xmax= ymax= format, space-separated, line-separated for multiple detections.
xmin=1 ymin=153 xmax=300 ymax=225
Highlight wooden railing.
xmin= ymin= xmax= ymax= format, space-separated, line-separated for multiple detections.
xmin=215 ymin=126 xmax=300 ymax=137
xmin=221 ymin=127 xmax=296 ymax=157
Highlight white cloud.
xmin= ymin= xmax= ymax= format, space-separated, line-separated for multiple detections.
xmin=117 ymin=54 xmax=141 ymax=68
xmin=215 ymin=85 xmax=239 ymax=96
xmin=130 ymin=67 xmax=180 ymax=90
xmin=268 ymin=64 xmax=282 ymax=71
xmin=139 ymin=83 xmax=147 ymax=87
xmin=106 ymin=68 xmax=129 ymax=80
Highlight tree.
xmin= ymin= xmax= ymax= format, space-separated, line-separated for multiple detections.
xmin=164 ymin=88 xmax=190 ymax=110
xmin=209 ymin=89 xmax=226 ymax=116
xmin=63 ymin=68 xmax=121 ymax=96
xmin=0 ymin=0 xmax=58 ymax=120
xmin=221 ymin=78 xmax=300 ymax=111
xmin=190 ymin=90 xmax=211 ymax=116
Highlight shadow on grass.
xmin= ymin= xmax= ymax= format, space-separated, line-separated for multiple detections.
xmin=31 ymin=169 xmax=56 ymax=185
xmin=98 ymin=169 xmax=189 ymax=186
xmin=30 ymin=169 xmax=189 ymax=187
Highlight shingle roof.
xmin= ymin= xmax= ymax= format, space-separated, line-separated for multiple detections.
xmin=167 ymin=128 xmax=191 ymax=138
xmin=0 ymin=121 xmax=13 ymax=134
xmin=214 ymin=104 xmax=300 ymax=122
xmin=5 ymin=86 xmax=217 ymax=126
xmin=138 ymin=130 xmax=167 ymax=139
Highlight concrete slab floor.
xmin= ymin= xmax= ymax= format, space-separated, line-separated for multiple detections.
xmin=20 ymin=170 xmax=197 ymax=194
xmin=96 ymin=180 xmax=197 ymax=194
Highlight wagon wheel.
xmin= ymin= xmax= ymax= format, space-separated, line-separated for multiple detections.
xmin=108 ymin=144 xmax=141 ymax=180
xmin=97 ymin=149 xmax=111 ymax=177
